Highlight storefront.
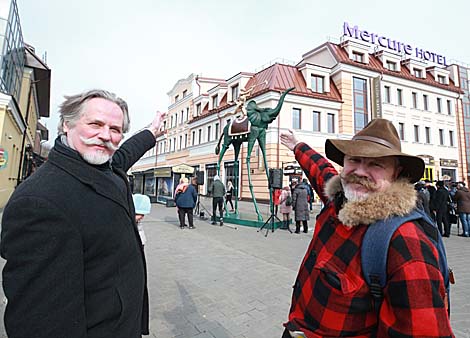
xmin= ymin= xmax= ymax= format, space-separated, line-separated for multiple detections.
xmin=419 ymin=155 xmax=435 ymax=182
xmin=440 ymin=158 xmax=458 ymax=182
xmin=155 ymin=167 xmax=172 ymax=204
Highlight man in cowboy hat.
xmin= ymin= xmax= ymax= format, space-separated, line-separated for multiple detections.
xmin=280 ymin=119 xmax=453 ymax=337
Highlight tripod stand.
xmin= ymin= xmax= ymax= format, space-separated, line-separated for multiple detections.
xmin=258 ymin=188 xmax=282 ymax=237
xmin=194 ymin=186 xmax=209 ymax=219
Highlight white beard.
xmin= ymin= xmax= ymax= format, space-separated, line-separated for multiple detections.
xmin=342 ymin=181 xmax=370 ymax=202
xmin=82 ymin=150 xmax=111 ymax=165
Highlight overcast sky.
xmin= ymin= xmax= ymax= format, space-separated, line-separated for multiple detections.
xmin=17 ymin=0 xmax=470 ymax=143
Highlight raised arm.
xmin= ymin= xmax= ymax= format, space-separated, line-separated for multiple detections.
xmin=281 ymin=129 xmax=338 ymax=204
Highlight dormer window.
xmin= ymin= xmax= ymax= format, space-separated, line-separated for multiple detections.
xmin=196 ymin=103 xmax=201 ymax=116
xmin=437 ymin=75 xmax=446 ymax=84
xmin=413 ymin=68 xmax=423 ymax=78
xmin=212 ymin=95 xmax=218 ymax=108
xmin=231 ymin=84 xmax=239 ymax=101
xmin=311 ymin=75 xmax=324 ymax=93
xmin=352 ymin=51 xmax=364 ymax=63
xmin=175 ymin=95 xmax=179 ymax=103
xmin=386 ymin=61 xmax=397 ymax=71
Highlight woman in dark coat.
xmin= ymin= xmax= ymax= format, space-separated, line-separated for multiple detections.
xmin=292 ymin=181 xmax=310 ymax=233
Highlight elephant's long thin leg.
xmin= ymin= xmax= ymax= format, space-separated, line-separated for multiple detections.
xmin=245 ymin=139 xmax=263 ymax=222
xmin=233 ymin=143 xmax=241 ymax=215
xmin=258 ymin=132 xmax=273 ymax=208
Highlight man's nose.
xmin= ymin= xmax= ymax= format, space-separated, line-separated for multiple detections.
xmin=352 ymin=163 xmax=369 ymax=177
xmin=98 ymin=127 xmax=111 ymax=141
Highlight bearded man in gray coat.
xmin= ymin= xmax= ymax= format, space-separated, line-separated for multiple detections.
xmin=1 ymin=89 xmax=165 ymax=338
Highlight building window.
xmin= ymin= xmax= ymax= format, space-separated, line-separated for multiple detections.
xmin=182 ymin=90 xmax=188 ymax=97
xmin=175 ymin=94 xmax=179 ymax=102
xmin=413 ymin=68 xmax=423 ymax=78
xmin=169 ymin=138 xmax=172 ymax=151
xmin=327 ymin=113 xmax=335 ymax=133
xmin=311 ymin=75 xmax=324 ymax=93
xmin=423 ymin=95 xmax=429 ymax=111
xmin=412 ymin=92 xmax=418 ymax=109
xmin=386 ymin=60 xmax=397 ymax=71
xmin=192 ymin=131 xmax=196 ymax=145
xmin=163 ymin=121 xmax=167 ymax=130
xmin=447 ymin=100 xmax=452 ymax=115
xmin=292 ymin=108 xmax=301 ymax=129
xmin=173 ymin=137 xmax=176 ymax=151
xmin=437 ymin=75 xmax=446 ymax=84
xmin=185 ymin=107 xmax=189 ymax=121
xmin=170 ymin=115 xmax=174 ymax=128
xmin=425 ymin=127 xmax=431 ymax=144
xmin=397 ymin=89 xmax=403 ymax=105
xmin=215 ymin=122 xmax=219 ymax=140
xmin=196 ymin=103 xmax=201 ymax=116
xmin=352 ymin=51 xmax=364 ymax=62
xmin=353 ymin=77 xmax=368 ymax=133
xmin=231 ymin=84 xmax=239 ymax=101
xmin=207 ymin=126 xmax=211 ymax=142
xmin=437 ymin=98 xmax=442 ymax=113
xmin=181 ymin=110 xmax=184 ymax=124
xmin=439 ymin=129 xmax=444 ymax=145
xmin=179 ymin=135 xmax=182 ymax=150
xmin=198 ymin=129 xmax=202 ymax=144
xmin=399 ymin=123 xmax=405 ymax=140
xmin=184 ymin=133 xmax=188 ymax=148
xmin=449 ymin=130 xmax=454 ymax=147
xmin=312 ymin=111 xmax=321 ymax=132
xmin=384 ymin=86 xmax=391 ymax=103
xmin=212 ymin=95 xmax=218 ymax=108
xmin=414 ymin=125 xmax=419 ymax=142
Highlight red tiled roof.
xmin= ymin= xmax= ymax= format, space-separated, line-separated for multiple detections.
xmin=327 ymin=42 xmax=463 ymax=94
xmin=188 ymin=63 xmax=343 ymax=124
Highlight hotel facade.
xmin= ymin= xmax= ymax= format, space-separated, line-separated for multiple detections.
xmin=131 ymin=24 xmax=464 ymax=204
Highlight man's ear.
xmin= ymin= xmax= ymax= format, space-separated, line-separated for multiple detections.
xmin=63 ymin=122 xmax=70 ymax=134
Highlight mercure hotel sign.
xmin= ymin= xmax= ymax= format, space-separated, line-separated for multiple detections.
xmin=343 ymin=22 xmax=448 ymax=66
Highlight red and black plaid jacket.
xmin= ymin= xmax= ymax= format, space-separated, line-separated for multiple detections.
xmin=284 ymin=143 xmax=454 ymax=337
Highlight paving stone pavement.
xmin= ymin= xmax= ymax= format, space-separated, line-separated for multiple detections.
xmin=0 ymin=199 xmax=469 ymax=337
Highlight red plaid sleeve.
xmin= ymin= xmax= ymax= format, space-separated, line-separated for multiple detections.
xmin=379 ymin=221 xmax=454 ymax=337
xmin=294 ymin=142 xmax=337 ymax=204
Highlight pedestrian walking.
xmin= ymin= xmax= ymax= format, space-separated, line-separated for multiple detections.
xmin=292 ymin=180 xmax=309 ymax=233
xmin=133 ymin=194 xmax=152 ymax=247
xmin=226 ymin=179 xmax=235 ymax=212
xmin=273 ymin=188 xmax=281 ymax=215
xmin=279 ymin=186 xmax=293 ymax=230
xmin=175 ymin=177 xmax=198 ymax=229
xmin=453 ymin=182 xmax=470 ymax=237
xmin=0 ymin=89 xmax=166 ymax=338
xmin=415 ymin=181 xmax=431 ymax=217
xmin=433 ymin=180 xmax=451 ymax=237
xmin=209 ymin=175 xmax=225 ymax=225
xmin=280 ymin=118 xmax=453 ymax=337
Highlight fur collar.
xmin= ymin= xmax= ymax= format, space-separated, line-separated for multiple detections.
xmin=324 ymin=175 xmax=417 ymax=227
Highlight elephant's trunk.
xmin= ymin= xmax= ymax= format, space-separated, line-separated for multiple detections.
xmin=270 ymin=87 xmax=295 ymax=117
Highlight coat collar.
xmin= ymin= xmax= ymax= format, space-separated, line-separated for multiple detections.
xmin=324 ymin=175 xmax=417 ymax=227
xmin=48 ymin=138 xmax=132 ymax=215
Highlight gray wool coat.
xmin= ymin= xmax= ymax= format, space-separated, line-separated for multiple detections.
xmin=293 ymin=184 xmax=310 ymax=221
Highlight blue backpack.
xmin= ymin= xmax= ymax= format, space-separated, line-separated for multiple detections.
xmin=361 ymin=208 xmax=452 ymax=316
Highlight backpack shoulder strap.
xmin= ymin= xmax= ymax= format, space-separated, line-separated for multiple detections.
xmin=361 ymin=209 xmax=426 ymax=313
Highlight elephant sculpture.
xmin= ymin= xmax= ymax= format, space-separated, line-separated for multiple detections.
xmin=215 ymin=87 xmax=294 ymax=221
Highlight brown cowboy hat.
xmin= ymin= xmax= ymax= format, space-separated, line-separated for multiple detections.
xmin=325 ymin=118 xmax=424 ymax=183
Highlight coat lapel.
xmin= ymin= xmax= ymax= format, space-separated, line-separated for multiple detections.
xmin=48 ymin=148 xmax=132 ymax=217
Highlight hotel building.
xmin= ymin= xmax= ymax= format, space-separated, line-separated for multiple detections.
xmin=131 ymin=26 xmax=463 ymax=204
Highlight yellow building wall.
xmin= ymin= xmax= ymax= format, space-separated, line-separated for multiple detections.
xmin=0 ymin=106 xmax=23 ymax=208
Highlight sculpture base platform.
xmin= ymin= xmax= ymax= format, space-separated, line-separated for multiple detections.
xmin=222 ymin=211 xmax=284 ymax=229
